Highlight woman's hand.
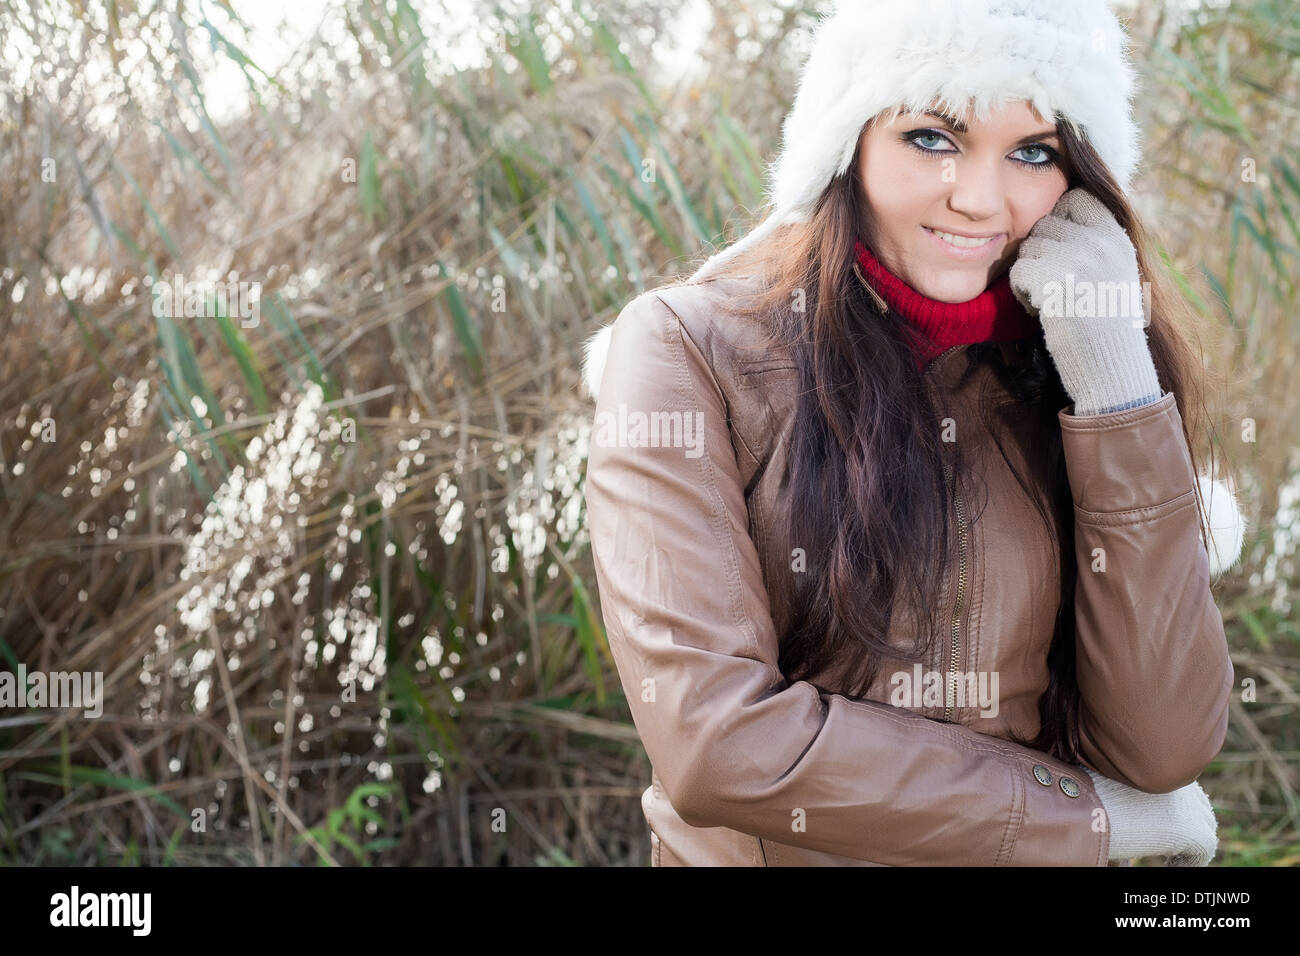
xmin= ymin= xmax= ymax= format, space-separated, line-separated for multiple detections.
xmin=1008 ymin=188 xmax=1164 ymax=416
xmin=1084 ymin=767 xmax=1220 ymax=866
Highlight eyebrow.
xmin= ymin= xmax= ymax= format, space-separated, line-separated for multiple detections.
xmin=920 ymin=110 xmax=1059 ymax=145
xmin=922 ymin=110 xmax=968 ymax=133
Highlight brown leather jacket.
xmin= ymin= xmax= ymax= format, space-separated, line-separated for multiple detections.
xmin=581 ymin=270 xmax=1238 ymax=866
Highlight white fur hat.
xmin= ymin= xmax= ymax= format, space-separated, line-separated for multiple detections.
xmin=690 ymin=0 xmax=1144 ymax=283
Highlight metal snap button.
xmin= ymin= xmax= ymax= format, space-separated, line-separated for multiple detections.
xmin=1059 ymin=776 xmax=1081 ymax=798
xmin=1032 ymin=764 xmax=1053 ymax=787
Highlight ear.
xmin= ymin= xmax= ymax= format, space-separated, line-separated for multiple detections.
xmin=581 ymin=324 xmax=613 ymax=401
xmin=1196 ymin=474 xmax=1247 ymax=579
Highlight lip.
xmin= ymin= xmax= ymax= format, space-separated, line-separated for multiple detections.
xmin=922 ymin=225 xmax=1006 ymax=260
xmin=925 ymin=226 xmax=1004 ymax=239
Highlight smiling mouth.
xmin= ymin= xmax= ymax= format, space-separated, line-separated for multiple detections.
xmin=923 ymin=226 xmax=1003 ymax=249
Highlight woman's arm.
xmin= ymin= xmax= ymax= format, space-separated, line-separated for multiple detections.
xmin=1059 ymin=396 xmax=1234 ymax=793
xmin=1009 ymin=188 xmax=1235 ymax=794
xmin=585 ymin=289 xmax=1109 ymax=866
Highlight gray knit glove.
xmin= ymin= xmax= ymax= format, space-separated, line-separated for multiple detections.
xmin=1008 ymin=188 xmax=1163 ymax=416
xmin=1084 ymin=768 xmax=1219 ymax=866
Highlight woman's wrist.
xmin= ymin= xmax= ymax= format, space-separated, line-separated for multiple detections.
xmin=1045 ymin=319 xmax=1163 ymax=416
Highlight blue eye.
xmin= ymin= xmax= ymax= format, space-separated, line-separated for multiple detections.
xmin=1012 ymin=144 xmax=1061 ymax=171
xmin=903 ymin=129 xmax=957 ymax=154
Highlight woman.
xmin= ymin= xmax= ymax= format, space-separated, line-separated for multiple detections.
xmin=581 ymin=0 xmax=1246 ymax=866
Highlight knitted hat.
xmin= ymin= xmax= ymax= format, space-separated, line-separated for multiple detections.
xmin=689 ymin=0 xmax=1143 ymax=283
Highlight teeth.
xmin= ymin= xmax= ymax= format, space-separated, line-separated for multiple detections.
xmin=928 ymin=228 xmax=996 ymax=248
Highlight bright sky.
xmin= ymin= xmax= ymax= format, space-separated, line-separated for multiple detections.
xmin=198 ymin=0 xmax=716 ymax=120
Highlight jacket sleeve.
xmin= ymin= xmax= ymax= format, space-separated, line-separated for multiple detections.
xmin=584 ymin=289 xmax=1110 ymax=866
xmin=1059 ymin=394 xmax=1234 ymax=793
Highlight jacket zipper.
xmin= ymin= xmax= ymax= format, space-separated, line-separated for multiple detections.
xmin=921 ymin=344 xmax=968 ymax=724
xmin=941 ymin=458 xmax=969 ymax=722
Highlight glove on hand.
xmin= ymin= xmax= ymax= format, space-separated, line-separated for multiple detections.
xmin=1008 ymin=188 xmax=1163 ymax=417
xmin=1085 ymin=767 xmax=1219 ymax=866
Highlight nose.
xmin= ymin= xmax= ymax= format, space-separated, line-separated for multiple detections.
xmin=945 ymin=156 xmax=1006 ymax=223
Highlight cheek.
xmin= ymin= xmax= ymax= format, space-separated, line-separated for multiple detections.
xmin=863 ymin=151 xmax=943 ymax=234
xmin=1014 ymin=174 xmax=1070 ymax=236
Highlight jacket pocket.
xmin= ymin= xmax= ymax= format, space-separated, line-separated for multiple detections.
xmin=735 ymin=360 xmax=796 ymax=390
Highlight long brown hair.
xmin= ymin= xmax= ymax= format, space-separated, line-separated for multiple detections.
xmin=658 ymin=115 xmax=1229 ymax=763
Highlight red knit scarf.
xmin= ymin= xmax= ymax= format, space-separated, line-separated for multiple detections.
xmin=853 ymin=238 xmax=1039 ymax=370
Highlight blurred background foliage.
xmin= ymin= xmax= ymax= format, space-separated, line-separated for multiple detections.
xmin=0 ymin=0 xmax=1295 ymax=866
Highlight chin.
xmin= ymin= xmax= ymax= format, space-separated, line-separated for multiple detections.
xmin=919 ymin=275 xmax=989 ymax=303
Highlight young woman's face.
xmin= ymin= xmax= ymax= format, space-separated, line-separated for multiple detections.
xmin=856 ymin=100 xmax=1071 ymax=303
